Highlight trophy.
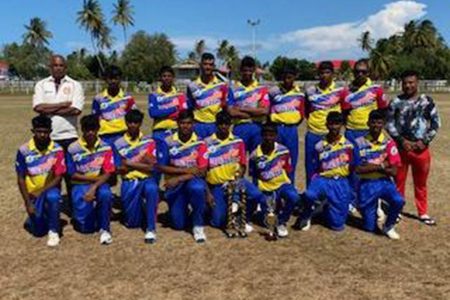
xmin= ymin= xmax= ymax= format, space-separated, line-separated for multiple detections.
xmin=264 ymin=192 xmax=278 ymax=241
xmin=224 ymin=179 xmax=247 ymax=238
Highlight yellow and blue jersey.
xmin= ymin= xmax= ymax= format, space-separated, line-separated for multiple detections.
xmin=113 ymin=132 xmax=157 ymax=180
xmin=15 ymin=139 xmax=66 ymax=194
xmin=313 ymin=136 xmax=356 ymax=178
xmin=355 ymin=132 xmax=401 ymax=180
xmin=92 ymin=89 xmax=137 ymax=135
xmin=305 ymin=82 xmax=346 ymax=134
xmin=66 ymin=138 xmax=115 ymax=184
xmin=249 ymin=143 xmax=292 ymax=192
xmin=269 ymin=84 xmax=305 ymax=125
xmin=342 ymin=79 xmax=388 ymax=130
xmin=228 ymin=80 xmax=270 ymax=124
xmin=187 ymin=76 xmax=228 ymax=123
xmin=148 ymin=86 xmax=187 ymax=131
xmin=205 ymin=134 xmax=246 ymax=185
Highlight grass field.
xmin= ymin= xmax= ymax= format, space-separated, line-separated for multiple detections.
xmin=1 ymin=94 xmax=449 ymax=300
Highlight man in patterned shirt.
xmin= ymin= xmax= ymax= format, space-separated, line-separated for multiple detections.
xmin=386 ymin=70 xmax=440 ymax=226
xmin=187 ymin=53 xmax=228 ymax=139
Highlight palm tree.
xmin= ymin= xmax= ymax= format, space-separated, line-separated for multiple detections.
xmin=415 ymin=20 xmax=438 ymax=49
xmin=77 ymin=0 xmax=112 ymax=73
xmin=216 ymin=40 xmax=229 ymax=63
xmin=369 ymin=50 xmax=393 ymax=80
xmin=194 ymin=40 xmax=206 ymax=60
xmin=112 ymin=0 xmax=135 ymax=47
xmin=23 ymin=17 xmax=53 ymax=48
xmin=358 ymin=31 xmax=373 ymax=52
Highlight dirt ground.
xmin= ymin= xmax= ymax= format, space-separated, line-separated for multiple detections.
xmin=0 ymin=94 xmax=449 ymax=300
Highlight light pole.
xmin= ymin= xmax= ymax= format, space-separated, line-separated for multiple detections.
xmin=247 ymin=19 xmax=260 ymax=59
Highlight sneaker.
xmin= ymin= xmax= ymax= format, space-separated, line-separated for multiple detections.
xmin=348 ymin=203 xmax=358 ymax=215
xmin=385 ymin=227 xmax=400 ymax=240
xmin=301 ymin=219 xmax=311 ymax=231
xmin=277 ymin=224 xmax=288 ymax=238
xmin=244 ymin=223 xmax=254 ymax=234
xmin=99 ymin=230 xmax=113 ymax=245
xmin=47 ymin=231 xmax=60 ymax=247
xmin=144 ymin=231 xmax=157 ymax=244
xmin=193 ymin=226 xmax=206 ymax=243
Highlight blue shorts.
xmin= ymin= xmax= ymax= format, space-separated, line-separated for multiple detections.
xmin=276 ymin=124 xmax=299 ymax=184
xmin=233 ymin=123 xmax=262 ymax=154
xmin=194 ymin=122 xmax=216 ymax=139
xmin=304 ymin=131 xmax=324 ymax=187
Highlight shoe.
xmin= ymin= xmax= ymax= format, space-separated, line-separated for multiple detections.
xmin=99 ymin=230 xmax=113 ymax=245
xmin=419 ymin=214 xmax=436 ymax=226
xmin=385 ymin=227 xmax=400 ymax=240
xmin=396 ymin=213 xmax=403 ymax=224
xmin=47 ymin=231 xmax=60 ymax=247
xmin=144 ymin=231 xmax=157 ymax=244
xmin=193 ymin=226 xmax=206 ymax=243
xmin=348 ymin=203 xmax=358 ymax=215
xmin=377 ymin=200 xmax=387 ymax=223
xmin=277 ymin=224 xmax=288 ymax=238
xmin=301 ymin=219 xmax=311 ymax=231
xmin=244 ymin=223 xmax=254 ymax=234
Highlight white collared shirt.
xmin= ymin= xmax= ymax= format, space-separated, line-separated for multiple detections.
xmin=33 ymin=75 xmax=85 ymax=140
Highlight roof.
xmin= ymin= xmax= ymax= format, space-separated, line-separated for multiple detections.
xmin=0 ymin=61 xmax=9 ymax=69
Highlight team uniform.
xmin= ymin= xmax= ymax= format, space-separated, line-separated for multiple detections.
xmin=66 ymin=138 xmax=115 ymax=233
xmin=205 ymin=133 xmax=265 ymax=228
xmin=342 ymin=79 xmax=388 ymax=143
xmin=304 ymin=82 xmax=346 ymax=186
xmin=187 ymin=76 xmax=228 ymax=138
xmin=354 ymin=132 xmax=404 ymax=232
xmin=228 ymin=80 xmax=270 ymax=153
xmin=386 ymin=94 xmax=441 ymax=217
xmin=159 ymin=133 xmax=208 ymax=230
xmin=301 ymin=136 xmax=356 ymax=230
xmin=148 ymin=86 xmax=188 ymax=142
xmin=92 ymin=89 xmax=137 ymax=146
xmin=114 ymin=133 xmax=159 ymax=231
xmin=249 ymin=143 xmax=300 ymax=226
xmin=16 ymin=140 xmax=66 ymax=236
xmin=269 ymin=84 xmax=305 ymax=183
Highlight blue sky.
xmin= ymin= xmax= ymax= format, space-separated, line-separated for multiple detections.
xmin=0 ymin=0 xmax=448 ymax=62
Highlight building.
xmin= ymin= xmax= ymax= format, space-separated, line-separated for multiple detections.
xmin=0 ymin=61 xmax=9 ymax=81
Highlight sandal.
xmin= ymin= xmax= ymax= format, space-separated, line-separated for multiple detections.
xmin=419 ymin=215 xmax=436 ymax=226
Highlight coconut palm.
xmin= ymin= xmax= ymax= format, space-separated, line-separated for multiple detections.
xmin=216 ymin=40 xmax=230 ymax=63
xmin=358 ymin=31 xmax=373 ymax=52
xmin=112 ymin=0 xmax=135 ymax=47
xmin=369 ymin=50 xmax=393 ymax=80
xmin=23 ymin=17 xmax=53 ymax=48
xmin=194 ymin=40 xmax=206 ymax=60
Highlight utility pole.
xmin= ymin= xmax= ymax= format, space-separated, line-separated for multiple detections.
xmin=247 ymin=19 xmax=260 ymax=59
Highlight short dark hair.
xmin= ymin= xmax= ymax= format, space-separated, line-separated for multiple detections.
xmin=201 ymin=52 xmax=215 ymax=62
xmin=354 ymin=58 xmax=369 ymax=69
xmin=318 ymin=61 xmax=334 ymax=72
xmin=32 ymin=115 xmax=52 ymax=129
xmin=261 ymin=121 xmax=278 ymax=134
xmin=104 ymin=65 xmax=122 ymax=79
xmin=216 ymin=110 xmax=232 ymax=125
xmin=159 ymin=65 xmax=174 ymax=76
xmin=282 ymin=66 xmax=298 ymax=76
xmin=125 ymin=109 xmax=144 ymax=123
xmin=240 ymin=56 xmax=256 ymax=69
xmin=177 ymin=110 xmax=194 ymax=122
xmin=80 ymin=114 xmax=100 ymax=132
xmin=401 ymin=70 xmax=419 ymax=80
xmin=326 ymin=111 xmax=344 ymax=124
xmin=368 ymin=109 xmax=385 ymax=122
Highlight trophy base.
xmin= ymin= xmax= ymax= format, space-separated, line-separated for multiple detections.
xmin=265 ymin=232 xmax=278 ymax=241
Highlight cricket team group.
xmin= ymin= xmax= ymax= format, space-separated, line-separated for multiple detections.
xmin=16 ymin=53 xmax=441 ymax=247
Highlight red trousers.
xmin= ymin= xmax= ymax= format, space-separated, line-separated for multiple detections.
xmin=395 ymin=148 xmax=431 ymax=216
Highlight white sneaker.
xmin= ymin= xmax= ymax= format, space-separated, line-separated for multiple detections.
xmin=47 ymin=231 xmax=60 ymax=247
xmin=349 ymin=203 xmax=358 ymax=215
xmin=385 ymin=228 xmax=400 ymax=240
xmin=99 ymin=230 xmax=113 ymax=245
xmin=301 ymin=219 xmax=311 ymax=231
xmin=244 ymin=223 xmax=254 ymax=233
xmin=277 ymin=224 xmax=288 ymax=238
xmin=193 ymin=226 xmax=206 ymax=243
xmin=144 ymin=231 xmax=157 ymax=244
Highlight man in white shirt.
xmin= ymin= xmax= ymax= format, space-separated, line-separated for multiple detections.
xmin=33 ymin=55 xmax=85 ymax=149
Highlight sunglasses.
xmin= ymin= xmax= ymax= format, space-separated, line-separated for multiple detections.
xmin=354 ymin=69 xmax=369 ymax=74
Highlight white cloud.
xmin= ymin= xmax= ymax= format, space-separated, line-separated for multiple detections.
xmin=279 ymin=1 xmax=427 ymax=60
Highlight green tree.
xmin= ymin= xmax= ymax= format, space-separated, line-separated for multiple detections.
xmin=339 ymin=60 xmax=353 ymax=80
xmin=194 ymin=39 xmax=206 ymax=61
xmin=216 ymin=40 xmax=229 ymax=64
xmin=1 ymin=42 xmax=51 ymax=79
xmin=112 ymin=0 xmax=135 ymax=46
xmin=270 ymin=56 xmax=316 ymax=81
xmin=358 ymin=31 xmax=373 ymax=52
xmin=23 ymin=17 xmax=53 ymax=48
xmin=121 ymin=31 xmax=176 ymax=82
xmin=66 ymin=49 xmax=94 ymax=80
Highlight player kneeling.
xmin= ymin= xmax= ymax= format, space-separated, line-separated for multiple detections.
xmin=157 ymin=111 xmax=208 ymax=243
xmin=114 ymin=110 xmax=159 ymax=244
xmin=354 ymin=110 xmax=404 ymax=239
xmin=295 ymin=112 xmax=355 ymax=232
xmin=16 ymin=115 xmax=66 ymax=247
xmin=205 ymin=111 xmax=265 ymax=236
xmin=67 ymin=115 xmax=115 ymax=245
xmin=249 ymin=122 xmax=300 ymax=238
